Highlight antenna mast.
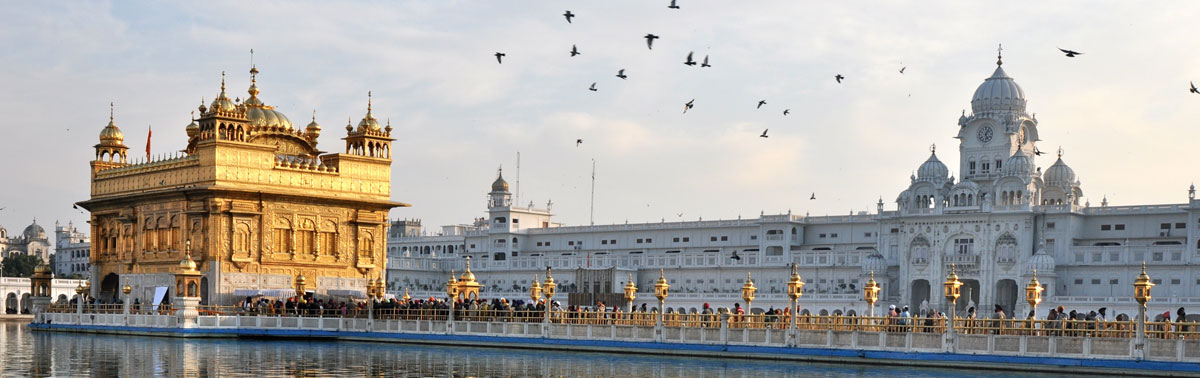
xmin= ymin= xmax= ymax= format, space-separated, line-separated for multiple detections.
xmin=590 ymin=159 xmax=596 ymax=226
xmin=515 ymin=151 xmax=521 ymax=206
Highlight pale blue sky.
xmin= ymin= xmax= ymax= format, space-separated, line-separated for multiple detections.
xmin=1 ymin=1 xmax=1198 ymax=236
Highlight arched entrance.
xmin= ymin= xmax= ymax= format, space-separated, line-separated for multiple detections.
xmin=5 ymin=293 xmax=16 ymax=314
xmin=200 ymin=277 xmax=210 ymax=305
xmin=910 ymin=279 xmax=930 ymax=311
xmin=994 ymin=279 xmax=1018 ymax=317
xmin=100 ymin=273 xmax=120 ymax=303
xmin=20 ymin=293 xmax=31 ymax=314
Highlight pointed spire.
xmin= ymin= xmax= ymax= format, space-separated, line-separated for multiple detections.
xmin=109 ymin=102 xmax=115 ymax=123
xmin=366 ymin=91 xmax=373 ymax=118
xmin=1057 ymin=146 xmax=1064 ymax=159
xmin=996 ymin=43 xmax=1003 ymax=66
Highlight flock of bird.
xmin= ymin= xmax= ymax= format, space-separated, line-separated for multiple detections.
xmin=489 ymin=4 xmax=1198 ymax=169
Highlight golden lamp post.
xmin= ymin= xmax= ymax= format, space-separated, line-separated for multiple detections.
xmin=1024 ymin=269 xmax=1043 ymax=320
xmin=943 ymin=264 xmax=963 ymax=335
xmin=542 ymin=268 xmax=557 ymax=323
xmin=295 ymin=274 xmax=307 ymax=301
xmin=786 ymin=263 xmax=805 ymax=333
xmin=741 ymin=272 xmax=757 ymax=322
xmin=864 ymin=271 xmax=881 ymax=318
xmin=402 ymin=288 xmax=412 ymax=303
xmin=74 ymin=284 xmax=85 ymax=314
xmin=122 ymin=283 xmax=133 ymax=315
xmin=530 ymin=274 xmax=542 ymax=304
xmin=1133 ymin=262 xmax=1154 ymax=352
xmin=375 ymin=278 xmax=386 ymax=300
xmin=624 ymin=273 xmax=638 ymax=313
xmin=654 ymin=269 xmax=670 ymax=327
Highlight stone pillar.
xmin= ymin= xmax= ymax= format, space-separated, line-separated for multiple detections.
xmin=1134 ymin=303 xmax=1147 ymax=360
xmin=31 ymin=297 xmax=51 ymax=323
xmin=177 ymin=297 xmax=200 ymax=328
xmin=720 ymin=312 xmax=731 ymax=344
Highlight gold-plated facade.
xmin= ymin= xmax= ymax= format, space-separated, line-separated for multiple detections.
xmin=78 ymin=67 xmax=407 ymax=305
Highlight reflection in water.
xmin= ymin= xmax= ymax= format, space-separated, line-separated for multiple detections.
xmin=2 ymin=322 xmax=1064 ymax=377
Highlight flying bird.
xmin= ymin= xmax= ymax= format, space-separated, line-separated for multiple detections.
xmin=700 ymin=55 xmax=710 ymax=67
xmin=576 ymin=139 xmax=583 ymax=147
xmin=730 ymin=251 xmax=741 ymax=261
xmin=835 ymin=74 xmax=844 ymax=83
xmin=588 ymin=82 xmax=597 ymax=91
xmin=676 ymin=212 xmax=684 ymax=218
xmin=810 ymin=193 xmax=816 ymax=200
xmin=1058 ymin=48 xmax=1083 ymax=57
xmin=783 ymin=109 xmax=790 ymax=116
xmin=563 ymin=10 xmax=574 ymax=23
xmin=570 ymin=44 xmax=580 ymax=57
xmin=494 ymin=52 xmax=506 ymax=64
xmin=668 ymin=0 xmax=680 ymax=9
xmin=644 ymin=34 xmax=659 ymax=50
xmin=899 ymin=66 xmax=906 ymax=74
xmin=683 ymin=99 xmax=694 ymax=113
xmin=759 ymin=129 xmax=769 ymax=138
xmin=756 ymin=100 xmax=767 ymax=109
xmin=1190 ymin=81 xmax=1198 ymax=94
xmin=1032 ymin=147 xmax=1045 ymax=156
xmin=684 ymin=51 xmax=696 ymax=66
xmin=616 ymin=69 xmax=627 ymax=79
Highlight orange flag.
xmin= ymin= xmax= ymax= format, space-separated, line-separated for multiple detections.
xmin=145 ymin=125 xmax=152 ymax=159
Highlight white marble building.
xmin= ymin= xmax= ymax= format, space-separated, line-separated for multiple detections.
xmin=0 ymin=219 xmax=52 ymax=264
xmin=54 ymin=221 xmax=90 ymax=278
xmin=386 ymin=57 xmax=1200 ymax=319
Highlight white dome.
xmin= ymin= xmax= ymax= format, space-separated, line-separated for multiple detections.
xmin=1024 ymin=249 xmax=1055 ymax=275
xmin=862 ymin=252 xmax=887 ymax=274
xmin=917 ymin=151 xmax=949 ymax=182
xmin=1043 ymin=156 xmax=1076 ymax=187
xmin=1002 ymin=148 xmax=1034 ymax=177
xmin=971 ymin=66 xmax=1026 ymax=113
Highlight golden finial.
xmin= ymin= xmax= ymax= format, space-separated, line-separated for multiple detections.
xmin=997 ymin=43 xmax=1003 ymax=66
xmin=366 ymin=91 xmax=373 ymax=118
xmin=109 ymin=102 xmax=114 ymax=122
xmin=312 ymin=109 xmax=317 ymax=122
xmin=1057 ymin=146 xmax=1064 ymax=159
xmin=220 ymin=71 xmax=226 ymax=92
xmin=930 ymin=143 xmax=936 ymax=154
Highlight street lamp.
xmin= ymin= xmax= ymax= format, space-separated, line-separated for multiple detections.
xmin=654 ymin=269 xmax=670 ymax=327
xmin=375 ymin=278 xmax=386 ymax=300
xmin=542 ymin=268 xmax=556 ymax=324
xmin=74 ymin=284 xmax=85 ymax=314
xmin=1133 ymin=262 xmax=1154 ymax=355
xmin=741 ymin=272 xmax=757 ymax=324
xmin=402 ymin=287 xmax=411 ymax=303
xmin=864 ymin=271 xmax=880 ymax=318
xmin=943 ymin=263 xmax=963 ymax=335
xmin=122 ymin=283 xmax=133 ymax=315
xmin=530 ymin=274 xmax=542 ymax=305
xmin=623 ymin=273 xmax=638 ymax=313
xmin=786 ymin=263 xmax=804 ymax=333
xmin=1025 ymin=269 xmax=1043 ymax=320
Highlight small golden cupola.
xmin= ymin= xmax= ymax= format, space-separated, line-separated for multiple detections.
xmin=343 ymin=91 xmax=394 ymax=159
xmin=208 ymin=72 xmax=238 ymax=115
xmin=305 ymin=110 xmax=321 ymax=142
xmin=95 ymin=102 xmax=129 ymax=164
xmin=185 ymin=111 xmax=199 ymax=138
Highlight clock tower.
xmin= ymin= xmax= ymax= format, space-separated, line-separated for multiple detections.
xmin=955 ymin=46 xmax=1041 ymax=185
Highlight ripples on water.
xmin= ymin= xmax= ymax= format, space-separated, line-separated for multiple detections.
xmin=1 ymin=321 xmax=1064 ymax=377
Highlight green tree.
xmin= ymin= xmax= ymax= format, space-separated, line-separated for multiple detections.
xmin=1 ymin=254 xmax=44 ymax=277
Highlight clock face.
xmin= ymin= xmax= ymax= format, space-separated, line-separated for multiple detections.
xmin=977 ymin=125 xmax=993 ymax=144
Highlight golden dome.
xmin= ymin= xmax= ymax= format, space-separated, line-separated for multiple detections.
xmin=243 ymin=67 xmax=293 ymax=130
xmin=356 ymin=91 xmax=382 ymax=132
xmin=460 ymin=257 xmax=477 ymax=282
xmin=178 ymin=252 xmax=198 ymax=272
xmin=34 ymin=263 xmax=51 ymax=275
xmin=98 ymin=103 xmax=125 ymax=145
xmin=209 ymin=72 xmax=237 ymax=114
xmin=186 ymin=112 xmax=199 ymax=138
xmin=305 ymin=110 xmax=321 ymax=137
xmin=491 ymin=171 xmax=509 ymax=192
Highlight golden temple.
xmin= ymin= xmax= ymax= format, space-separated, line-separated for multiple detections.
xmin=77 ymin=66 xmax=407 ymax=305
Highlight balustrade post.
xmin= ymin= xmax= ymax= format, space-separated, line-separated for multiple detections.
xmin=720 ymin=312 xmax=730 ymax=344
